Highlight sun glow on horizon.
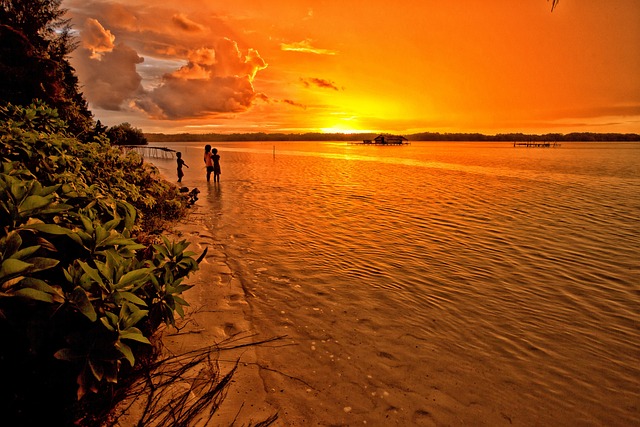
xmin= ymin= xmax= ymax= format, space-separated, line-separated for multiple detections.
xmin=320 ymin=126 xmax=377 ymax=134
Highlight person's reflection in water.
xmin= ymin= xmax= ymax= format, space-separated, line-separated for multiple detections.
xmin=206 ymin=179 xmax=223 ymax=214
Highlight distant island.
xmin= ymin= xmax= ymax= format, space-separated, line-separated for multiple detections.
xmin=146 ymin=131 xmax=639 ymax=143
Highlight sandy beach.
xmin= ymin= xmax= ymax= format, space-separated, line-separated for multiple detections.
xmin=110 ymin=203 xmax=279 ymax=426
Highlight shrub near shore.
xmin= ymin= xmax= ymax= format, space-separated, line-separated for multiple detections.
xmin=0 ymin=102 xmax=204 ymax=424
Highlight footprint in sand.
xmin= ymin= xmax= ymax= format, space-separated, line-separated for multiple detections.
xmin=377 ymin=351 xmax=398 ymax=361
xmin=412 ymin=409 xmax=436 ymax=426
xmin=223 ymin=322 xmax=239 ymax=336
xmin=227 ymin=293 xmax=247 ymax=305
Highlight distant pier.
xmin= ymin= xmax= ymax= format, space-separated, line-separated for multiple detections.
xmin=122 ymin=145 xmax=176 ymax=159
xmin=513 ymin=142 xmax=560 ymax=148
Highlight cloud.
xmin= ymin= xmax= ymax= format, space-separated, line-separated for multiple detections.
xmin=98 ymin=3 xmax=140 ymax=32
xmin=211 ymin=38 xmax=267 ymax=80
xmin=301 ymin=77 xmax=340 ymax=91
xmin=73 ymin=43 xmax=144 ymax=110
xmin=81 ymin=18 xmax=115 ymax=59
xmin=134 ymin=75 xmax=256 ymax=118
xmin=135 ymin=38 xmax=268 ymax=119
xmin=283 ymin=99 xmax=307 ymax=109
xmin=280 ymin=39 xmax=337 ymax=55
xmin=66 ymin=3 xmax=270 ymax=120
xmin=553 ymin=103 xmax=640 ymax=120
xmin=172 ymin=13 xmax=205 ymax=32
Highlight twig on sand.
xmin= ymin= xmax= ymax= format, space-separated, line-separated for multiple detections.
xmin=254 ymin=363 xmax=317 ymax=391
xmin=102 ymin=334 xmax=283 ymax=426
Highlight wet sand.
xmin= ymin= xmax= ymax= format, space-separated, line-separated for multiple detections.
xmin=162 ymin=208 xmax=503 ymax=426
xmin=161 ymin=208 xmax=487 ymax=426
xmin=112 ymin=204 xmax=277 ymax=425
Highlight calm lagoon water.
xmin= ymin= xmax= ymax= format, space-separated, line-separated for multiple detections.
xmin=151 ymin=141 xmax=639 ymax=426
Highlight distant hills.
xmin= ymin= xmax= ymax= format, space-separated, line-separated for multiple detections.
xmin=146 ymin=132 xmax=639 ymax=143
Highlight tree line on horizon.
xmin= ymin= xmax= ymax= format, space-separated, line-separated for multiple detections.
xmin=146 ymin=131 xmax=640 ymax=143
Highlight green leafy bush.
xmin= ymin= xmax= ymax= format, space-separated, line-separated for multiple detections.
xmin=0 ymin=102 xmax=204 ymax=420
xmin=106 ymin=122 xmax=148 ymax=146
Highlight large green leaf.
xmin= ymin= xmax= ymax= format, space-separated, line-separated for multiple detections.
xmin=116 ymin=268 xmax=150 ymax=289
xmin=69 ymin=286 xmax=97 ymax=321
xmin=122 ymin=307 xmax=149 ymax=329
xmin=120 ymin=201 xmax=137 ymax=230
xmin=66 ymin=232 xmax=83 ymax=246
xmin=103 ymin=218 xmax=121 ymax=232
xmin=14 ymin=287 xmax=54 ymax=303
xmin=173 ymin=298 xmax=187 ymax=318
xmin=38 ymin=204 xmax=72 ymax=215
xmin=79 ymin=215 xmax=93 ymax=233
xmin=22 ymin=256 xmax=59 ymax=273
xmin=1 ymin=231 xmax=22 ymax=256
xmin=116 ymin=340 xmax=135 ymax=366
xmin=172 ymin=284 xmax=193 ymax=294
xmin=118 ymin=291 xmax=147 ymax=307
xmin=78 ymin=260 xmax=104 ymax=287
xmin=40 ymin=184 xmax=60 ymax=197
xmin=152 ymin=244 xmax=170 ymax=259
xmin=10 ymin=181 xmax=27 ymax=200
xmin=23 ymin=223 xmax=72 ymax=235
xmin=19 ymin=195 xmax=52 ymax=213
xmin=99 ymin=236 xmax=140 ymax=248
xmin=94 ymin=226 xmax=109 ymax=247
xmin=119 ymin=328 xmax=151 ymax=345
xmin=11 ymin=245 xmax=41 ymax=260
xmin=0 ymin=258 xmax=32 ymax=279
xmin=20 ymin=277 xmax=56 ymax=293
xmin=100 ymin=316 xmax=115 ymax=332
xmin=94 ymin=259 xmax=112 ymax=284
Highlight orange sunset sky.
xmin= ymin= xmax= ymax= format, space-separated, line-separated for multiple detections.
xmin=63 ymin=0 xmax=640 ymax=135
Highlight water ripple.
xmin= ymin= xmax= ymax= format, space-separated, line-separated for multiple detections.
xmin=153 ymin=142 xmax=640 ymax=425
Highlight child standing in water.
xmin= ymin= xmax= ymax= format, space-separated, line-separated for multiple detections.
xmin=211 ymin=148 xmax=221 ymax=182
xmin=204 ymin=145 xmax=214 ymax=182
xmin=204 ymin=145 xmax=221 ymax=183
xmin=176 ymin=151 xmax=188 ymax=183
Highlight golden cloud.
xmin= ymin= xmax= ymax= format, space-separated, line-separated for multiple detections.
xmin=73 ymin=43 xmax=144 ymax=110
xmin=135 ymin=38 xmax=268 ymax=119
xmin=172 ymin=13 xmax=205 ymax=32
xmin=82 ymin=18 xmax=116 ymax=59
xmin=283 ymin=99 xmax=307 ymax=109
xmin=301 ymin=77 xmax=340 ymax=91
xmin=280 ymin=39 xmax=337 ymax=55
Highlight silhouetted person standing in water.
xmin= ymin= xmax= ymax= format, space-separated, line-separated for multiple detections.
xmin=204 ymin=145 xmax=214 ymax=182
xmin=211 ymin=148 xmax=221 ymax=182
xmin=204 ymin=145 xmax=221 ymax=183
xmin=176 ymin=151 xmax=188 ymax=183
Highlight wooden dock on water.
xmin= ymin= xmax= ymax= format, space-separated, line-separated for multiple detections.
xmin=513 ymin=142 xmax=561 ymax=148
xmin=122 ymin=145 xmax=176 ymax=159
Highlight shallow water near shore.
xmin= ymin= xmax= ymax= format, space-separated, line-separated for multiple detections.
xmin=151 ymin=141 xmax=639 ymax=426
